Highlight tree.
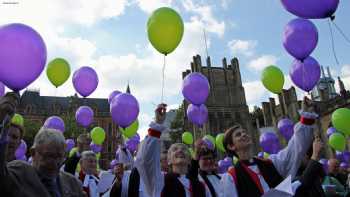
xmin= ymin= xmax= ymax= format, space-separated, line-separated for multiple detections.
xmin=169 ymin=104 xmax=185 ymax=143
xmin=23 ymin=119 xmax=41 ymax=148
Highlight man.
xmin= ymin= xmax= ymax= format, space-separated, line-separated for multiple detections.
xmin=221 ymin=97 xmax=317 ymax=197
xmin=0 ymin=91 xmax=84 ymax=197
xmin=78 ymin=151 xmax=100 ymax=197
xmin=328 ymin=158 xmax=348 ymax=186
xmin=64 ymin=133 xmax=91 ymax=175
xmin=135 ymin=104 xmax=208 ymax=197
xmin=6 ymin=122 xmax=24 ymax=162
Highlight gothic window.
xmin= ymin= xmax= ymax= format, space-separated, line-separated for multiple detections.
xmin=25 ymin=105 xmax=32 ymax=114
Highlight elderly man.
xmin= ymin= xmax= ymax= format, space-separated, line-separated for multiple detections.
xmin=0 ymin=91 xmax=84 ymax=197
xmin=328 ymin=158 xmax=348 ymax=186
xmin=221 ymin=97 xmax=317 ymax=197
xmin=79 ymin=151 xmax=99 ymax=197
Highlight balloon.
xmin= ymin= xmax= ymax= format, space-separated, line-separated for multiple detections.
xmin=216 ymin=134 xmax=226 ymax=152
xmin=75 ymin=106 xmax=94 ymax=128
xmin=182 ymin=132 xmax=193 ymax=145
xmin=340 ymin=162 xmax=349 ymax=170
xmin=126 ymin=140 xmax=138 ymax=153
xmin=261 ymin=66 xmax=284 ymax=94
xmin=187 ymin=104 xmax=208 ymax=126
xmin=203 ymin=138 xmax=214 ymax=150
xmin=72 ymin=66 xmax=98 ymax=97
xmin=69 ymin=147 xmax=78 ymax=157
xmin=343 ymin=151 xmax=350 ymax=163
xmin=203 ymin=135 xmax=215 ymax=147
xmin=65 ymin=139 xmax=75 ymax=152
xmin=0 ymin=82 xmax=4 ymax=97
xmin=91 ymin=127 xmax=106 ymax=145
xmin=189 ymin=148 xmax=195 ymax=159
xmin=147 ymin=7 xmax=184 ymax=55
xmin=108 ymin=90 xmax=121 ymax=104
xmin=277 ymin=118 xmax=294 ymax=141
xmin=224 ymin=157 xmax=232 ymax=165
xmin=328 ymin=132 xmax=346 ymax=151
xmin=44 ymin=116 xmax=65 ymax=133
xmin=0 ymin=23 xmax=47 ymax=91
xmin=260 ymin=132 xmax=281 ymax=154
xmin=182 ymin=72 xmax=210 ymax=105
xmin=336 ymin=151 xmax=344 ymax=162
xmin=281 ymin=0 xmax=339 ymax=19
xmin=90 ymin=142 xmax=102 ymax=153
xmin=327 ymin=127 xmax=337 ymax=138
xmin=15 ymin=139 xmax=27 ymax=159
xmin=258 ymin=152 xmax=264 ymax=158
xmin=283 ymin=18 xmax=318 ymax=61
xmin=111 ymin=93 xmax=140 ymax=128
xmin=11 ymin=113 xmax=24 ymax=127
xmin=332 ymin=108 xmax=350 ymax=135
xmin=46 ymin=58 xmax=71 ymax=87
xmin=119 ymin=120 xmax=139 ymax=138
xmin=232 ymin=156 xmax=239 ymax=165
xmin=290 ymin=56 xmax=321 ymax=92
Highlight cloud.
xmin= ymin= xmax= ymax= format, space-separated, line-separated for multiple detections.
xmin=247 ymin=55 xmax=278 ymax=71
xmin=243 ymin=80 xmax=267 ymax=105
xmin=136 ymin=0 xmax=173 ymax=13
xmin=228 ymin=39 xmax=257 ymax=57
xmin=182 ymin=0 xmax=225 ymax=37
xmin=221 ymin=0 xmax=232 ymax=9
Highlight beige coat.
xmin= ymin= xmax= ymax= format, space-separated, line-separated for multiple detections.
xmin=0 ymin=160 xmax=85 ymax=197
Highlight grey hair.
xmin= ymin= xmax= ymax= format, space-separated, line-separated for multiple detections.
xmin=32 ymin=127 xmax=65 ymax=148
xmin=81 ymin=151 xmax=96 ymax=160
xmin=167 ymin=143 xmax=190 ymax=164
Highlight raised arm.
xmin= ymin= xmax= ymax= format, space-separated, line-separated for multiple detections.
xmin=135 ymin=104 xmax=167 ymax=197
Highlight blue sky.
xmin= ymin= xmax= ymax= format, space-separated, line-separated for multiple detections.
xmin=1 ymin=0 xmax=350 ymax=138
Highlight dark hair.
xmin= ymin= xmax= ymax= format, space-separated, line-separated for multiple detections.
xmin=223 ymin=125 xmax=241 ymax=158
xmin=197 ymin=147 xmax=216 ymax=160
xmin=10 ymin=123 xmax=25 ymax=139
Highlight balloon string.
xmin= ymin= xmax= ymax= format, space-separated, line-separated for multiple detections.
xmin=332 ymin=20 xmax=350 ymax=44
xmin=161 ymin=55 xmax=166 ymax=103
xmin=327 ymin=19 xmax=340 ymax=66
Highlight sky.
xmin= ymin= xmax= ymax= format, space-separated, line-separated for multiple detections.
xmin=1 ymin=0 xmax=350 ymax=139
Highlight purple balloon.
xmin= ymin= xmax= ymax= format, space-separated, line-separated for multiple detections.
xmin=336 ymin=151 xmax=344 ymax=162
xmin=319 ymin=158 xmax=328 ymax=173
xmin=44 ymin=116 xmax=65 ymax=133
xmin=75 ymin=106 xmax=94 ymax=127
xmin=340 ymin=162 xmax=349 ymax=169
xmin=187 ymin=104 xmax=208 ymax=126
xmin=277 ymin=118 xmax=294 ymax=141
xmin=283 ymin=18 xmax=318 ymax=61
xmin=28 ymin=156 xmax=33 ymax=164
xmin=0 ymin=82 xmax=4 ymax=97
xmin=15 ymin=139 xmax=27 ymax=159
xmin=126 ymin=140 xmax=138 ymax=153
xmin=110 ymin=93 xmax=139 ymax=128
xmin=182 ymin=72 xmax=210 ymax=105
xmin=73 ymin=66 xmax=99 ymax=97
xmin=203 ymin=138 xmax=214 ymax=150
xmin=224 ymin=157 xmax=232 ymax=164
xmin=90 ymin=143 xmax=102 ymax=153
xmin=260 ymin=132 xmax=281 ymax=154
xmin=327 ymin=127 xmax=337 ymax=138
xmin=0 ymin=23 xmax=47 ymax=91
xmin=343 ymin=151 xmax=350 ymax=163
xmin=281 ymin=0 xmax=339 ymax=19
xmin=290 ymin=56 xmax=321 ymax=92
xmin=65 ymin=139 xmax=75 ymax=152
xmin=110 ymin=159 xmax=118 ymax=169
xmin=108 ymin=90 xmax=121 ymax=104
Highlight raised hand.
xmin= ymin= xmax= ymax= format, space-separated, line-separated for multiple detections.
xmin=155 ymin=103 xmax=167 ymax=124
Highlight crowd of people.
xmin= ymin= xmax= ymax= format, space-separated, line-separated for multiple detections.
xmin=0 ymin=91 xmax=350 ymax=197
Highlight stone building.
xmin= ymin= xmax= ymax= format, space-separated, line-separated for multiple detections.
xmin=17 ymin=89 xmax=123 ymax=169
xmin=181 ymin=55 xmax=258 ymax=149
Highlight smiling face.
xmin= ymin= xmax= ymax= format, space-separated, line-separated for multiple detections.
xmin=225 ymin=127 xmax=253 ymax=155
xmin=168 ymin=143 xmax=191 ymax=166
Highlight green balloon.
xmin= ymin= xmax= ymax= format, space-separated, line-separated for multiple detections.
xmin=46 ymin=58 xmax=71 ymax=88
xmin=120 ymin=120 xmax=139 ymax=138
xmin=147 ymin=7 xmax=184 ymax=55
xmin=329 ymin=132 xmax=346 ymax=151
xmin=332 ymin=108 xmax=350 ymax=135
xmin=182 ymin=131 xmax=193 ymax=145
xmin=233 ymin=156 xmax=238 ymax=165
xmin=189 ymin=147 xmax=195 ymax=159
xmin=215 ymin=134 xmax=226 ymax=152
xmin=69 ymin=147 xmax=78 ymax=157
xmin=263 ymin=152 xmax=270 ymax=159
xmin=203 ymin=135 xmax=215 ymax=147
xmin=11 ymin=113 xmax=24 ymax=126
xmin=261 ymin=65 xmax=284 ymax=94
xmin=91 ymin=127 xmax=106 ymax=145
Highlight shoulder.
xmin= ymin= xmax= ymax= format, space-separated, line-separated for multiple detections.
xmin=60 ymin=170 xmax=81 ymax=185
xmin=7 ymin=160 xmax=36 ymax=175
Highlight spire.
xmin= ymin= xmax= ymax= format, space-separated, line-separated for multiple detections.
xmin=321 ymin=66 xmax=326 ymax=78
xmin=327 ymin=67 xmax=333 ymax=78
xmin=126 ymin=82 xmax=131 ymax=94
xmin=338 ymin=76 xmax=346 ymax=97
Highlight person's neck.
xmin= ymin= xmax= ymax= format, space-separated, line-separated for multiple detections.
xmin=236 ymin=148 xmax=253 ymax=161
xmin=172 ymin=164 xmax=188 ymax=175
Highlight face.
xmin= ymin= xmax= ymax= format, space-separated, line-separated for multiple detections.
xmin=32 ymin=143 xmax=65 ymax=177
xmin=7 ymin=126 xmax=21 ymax=158
xmin=113 ymin=163 xmax=124 ymax=175
xmin=199 ymin=154 xmax=215 ymax=172
xmin=80 ymin=156 xmax=97 ymax=175
xmin=78 ymin=138 xmax=91 ymax=153
xmin=160 ymin=153 xmax=169 ymax=172
xmin=0 ymin=93 xmax=19 ymax=119
xmin=228 ymin=128 xmax=252 ymax=153
xmin=328 ymin=159 xmax=339 ymax=174
xmin=168 ymin=144 xmax=191 ymax=166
